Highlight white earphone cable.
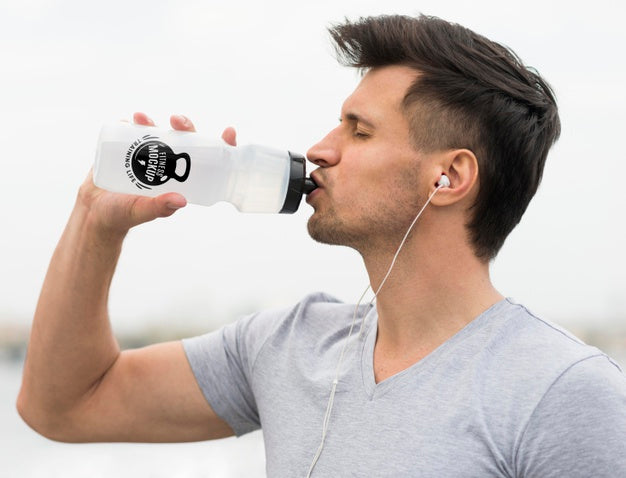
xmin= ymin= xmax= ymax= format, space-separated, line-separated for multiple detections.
xmin=305 ymin=184 xmax=444 ymax=477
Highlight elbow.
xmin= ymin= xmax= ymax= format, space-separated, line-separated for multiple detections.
xmin=16 ymin=387 xmax=82 ymax=443
xmin=16 ymin=388 xmax=47 ymax=438
xmin=16 ymin=388 xmax=57 ymax=440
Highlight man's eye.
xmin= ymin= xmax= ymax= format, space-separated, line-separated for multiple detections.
xmin=354 ymin=131 xmax=369 ymax=138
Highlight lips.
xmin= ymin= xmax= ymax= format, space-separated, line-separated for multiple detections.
xmin=310 ymin=171 xmax=323 ymax=189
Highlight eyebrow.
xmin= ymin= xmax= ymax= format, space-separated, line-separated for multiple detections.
xmin=343 ymin=112 xmax=376 ymax=130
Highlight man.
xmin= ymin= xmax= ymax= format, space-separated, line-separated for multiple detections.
xmin=18 ymin=14 xmax=626 ymax=477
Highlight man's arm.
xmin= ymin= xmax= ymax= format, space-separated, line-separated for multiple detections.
xmin=17 ymin=113 xmax=234 ymax=443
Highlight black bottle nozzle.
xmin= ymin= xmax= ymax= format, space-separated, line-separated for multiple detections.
xmin=303 ymin=177 xmax=318 ymax=195
xmin=279 ymin=152 xmax=318 ymax=213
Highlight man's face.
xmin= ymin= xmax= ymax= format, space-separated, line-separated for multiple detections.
xmin=306 ymin=65 xmax=429 ymax=252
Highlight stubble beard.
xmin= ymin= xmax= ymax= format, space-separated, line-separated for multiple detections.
xmin=306 ymin=171 xmax=425 ymax=255
xmin=307 ymin=204 xmax=362 ymax=248
xmin=307 ymin=198 xmax=420 ymax=256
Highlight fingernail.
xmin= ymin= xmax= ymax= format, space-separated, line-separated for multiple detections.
xmin=177 ymin=115 xmax=189 ymax=126
xmin=166 ymin=198 xmax=186 ymax=210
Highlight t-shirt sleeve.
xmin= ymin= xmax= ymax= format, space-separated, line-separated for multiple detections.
xmin=182 ymin=308 xmax=286 ymax=436
xmin=515 ymin=355 xmax=626 ymax=477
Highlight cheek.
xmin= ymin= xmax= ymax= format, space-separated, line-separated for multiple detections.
xmin=365 ymin=167 xmax=424 ymax=217
xmin=331 ymin=148 xmax=420 ymax=210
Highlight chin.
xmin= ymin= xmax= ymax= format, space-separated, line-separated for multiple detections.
xmin=307 ymin=213 xmax=361 ymax=248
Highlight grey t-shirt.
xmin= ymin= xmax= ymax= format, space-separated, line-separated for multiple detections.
xmin=183 ymin=293 xmax=626 ymax=477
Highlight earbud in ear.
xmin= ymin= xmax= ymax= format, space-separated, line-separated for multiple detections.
xmin=437 ymin=174 xmax=450 ymax=188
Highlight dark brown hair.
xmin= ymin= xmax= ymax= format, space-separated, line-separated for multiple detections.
xmin=329 ymin=14 xmax=561 ymax=260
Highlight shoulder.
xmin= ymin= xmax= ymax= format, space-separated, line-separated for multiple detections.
xmin=480 ymin=299 xmax=616 ymax=372
xmin=479 ymin=298 xmax=623 ymax=392
xmin=245 ymin=291 xmax=350 ymax=335
xmin=246 ymin=291 xmax=364 ymax=352
xmin=183 ymin=292 xmax=343 ymax=360
xmin=514 ymin=355 xmax=626 ymax=476
xmin=181 ymin=292 xmax=352 ymax=410
xmin=467 ymin=300 xmax=626 ymax=475
xmin=471 ymin=299 xmax=624 ymax=428
xmin=193 ymin=291 xmax=353 ymax=363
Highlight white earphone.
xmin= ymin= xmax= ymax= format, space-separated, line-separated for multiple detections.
xmin=437 ymin=174 xmax=450 ymax=188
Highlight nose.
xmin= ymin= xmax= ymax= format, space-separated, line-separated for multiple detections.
xmin=306 ymin=126 xmax=341 ymax=168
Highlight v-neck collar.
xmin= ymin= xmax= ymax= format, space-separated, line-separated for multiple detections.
xmin=359 ymin=299 xmax=511 ymax=400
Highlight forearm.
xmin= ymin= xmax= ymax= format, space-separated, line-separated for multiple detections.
xmin=18 ymin=197 xmax=126 ymax=430
xmin=16 ymin=114 xmax=215 ymax=443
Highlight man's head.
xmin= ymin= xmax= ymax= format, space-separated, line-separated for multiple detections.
xmin=318 ymin=14 xmax=560 ymax=261
xmin=306 ymin=65 xmax=425 ymax=253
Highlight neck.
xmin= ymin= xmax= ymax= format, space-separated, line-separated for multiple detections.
xmin=360 ymin=217 xmax=503 ymax=382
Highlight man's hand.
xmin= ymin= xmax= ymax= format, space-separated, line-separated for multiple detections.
xmin=17 ymin=113 xmax=237 ymax=442
xmin=79 ymin=112 xmax=238 ymax=237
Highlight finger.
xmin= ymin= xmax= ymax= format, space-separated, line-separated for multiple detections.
xmin=170 ymin=114 xmax=196 ymax=132
xmin=221 ymin=127 xmax=237 ymax=146
xmin=129 ymin=193 xmax=187 ymax=225
xmin=159 ymin=192 xmax=187 ymax=217
xmin=133 ymin=112 xmax=155 ymax=126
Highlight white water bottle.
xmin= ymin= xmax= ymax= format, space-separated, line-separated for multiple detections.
xmin=93 ymin=122 xmax=317 ymax=213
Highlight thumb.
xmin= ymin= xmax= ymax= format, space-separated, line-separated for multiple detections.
xmin=160 ymin=193 xmax=187 ymax=217
xmin=129 ymin=193 xmax=187 ymax=225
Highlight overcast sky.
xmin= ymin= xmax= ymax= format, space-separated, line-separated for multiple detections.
xmin=1 ymin=0 xmax=624 ymax=334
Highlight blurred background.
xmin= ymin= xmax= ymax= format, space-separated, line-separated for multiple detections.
xmin=1 ymin=0 xmax=624 ymax=476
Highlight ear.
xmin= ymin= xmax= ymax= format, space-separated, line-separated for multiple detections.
xmin=429 ymin=149 xmax=479 ymax=207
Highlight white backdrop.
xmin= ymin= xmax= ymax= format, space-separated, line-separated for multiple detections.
xmin=1 ymin=0 xmax=625 ymax=335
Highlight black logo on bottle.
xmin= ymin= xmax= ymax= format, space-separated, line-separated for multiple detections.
xmin=124 ymin=134 xmax=191 ymax=190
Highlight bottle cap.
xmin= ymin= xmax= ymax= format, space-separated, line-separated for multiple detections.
xmin=279 ymin=152 xmax=318 ymax=213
